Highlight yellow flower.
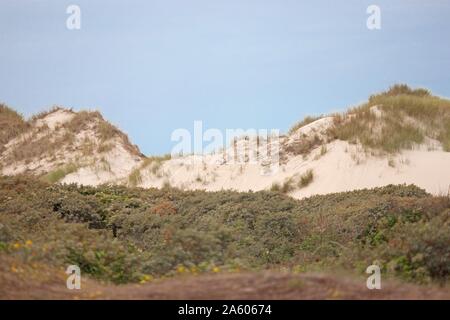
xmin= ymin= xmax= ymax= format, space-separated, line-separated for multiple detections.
xmin=212 ymin=266 xmax=220 ymax=273
xmin=139 ymin=274 xmax=153 ymax=284
xmin=190 ymin=266 xmax=199 ymax=274
xmin=25 ymin=240 xmax=33 ymax=246
xmin=13 ymin=243 xmax=21 ymax=249
xmin=176 ymin=265 xmax=186 ymax=273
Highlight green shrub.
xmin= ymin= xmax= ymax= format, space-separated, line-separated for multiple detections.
xmin=66 ymin=241 xmax=142 ymax=283
xmin=0 ymin=175 xmax=448 ymax=285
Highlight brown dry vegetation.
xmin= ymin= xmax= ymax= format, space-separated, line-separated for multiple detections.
xmin=1 ymin=106 xmax=143 ymax=167
xmin=30 ymin=106 xmax=70 ymax=122
xmin=6 ymin=130 xmax=75 ymax=165
xmin=284 ymin=134 xmax=323 ymax=156
xmin=289 ymin=115 xmax=323 ymax=135
xmin=298 ymin=169 xmax=314 ymax=188
xmin=0 ymin=104 xmax=30 ymax=153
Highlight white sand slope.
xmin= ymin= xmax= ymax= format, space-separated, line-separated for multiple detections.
xmin=1 ymin=109 xmax=449 ymax=199
xmin=136 ymin=139 xmax=450 ymax=199
xmin=0 ymin=108 xmax=144 ymax=182
xmin=135 ymin=117 xmax=450 ymax=199
xmin=35 ymin=109 xmax=75 ymax=130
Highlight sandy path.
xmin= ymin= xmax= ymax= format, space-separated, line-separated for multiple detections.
xmin=2 ymin=269 xmax=449 ymax=300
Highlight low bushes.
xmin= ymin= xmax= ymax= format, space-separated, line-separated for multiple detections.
xmin=0 ymin=175 xmax=448 ymax=285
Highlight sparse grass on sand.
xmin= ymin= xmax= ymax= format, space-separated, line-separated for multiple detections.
xmin=1 ymin=106 xmax=143 ymax=166
xmin=41 ymin=163 xmax=79 ymax=183
xmin=281 ymin=177 xmax=296 ymax=193
xmin=127 ymin=154 xmax=171 ymax=186
xmin=270 ymin=170 xmax=314 ymax=193
xmin=128 ymin=168 xmax=143 ymax=187
xmin=142 ymin=154 xmax=171 ymax=174
xmin=298 ymin=169 xmax=314 ymax=188
xmin=29 ymin=106 xmax=68 ymax=122
xmin=285 ymin=85 xmax=450 ymax=156
xmin=328 ymin=84 xmax=450 ymax=153
xmin=289 ymin=115 xmax=323 ymax=134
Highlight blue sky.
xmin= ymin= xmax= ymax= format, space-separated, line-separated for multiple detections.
xmin=1 ymin=0 xmax=450 ymax=155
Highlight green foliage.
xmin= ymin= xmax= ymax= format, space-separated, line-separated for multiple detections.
xmin=66 ymin=241 xmax=142 ymax=283
xmin=0 ymin=175 xmax=448 ymax=285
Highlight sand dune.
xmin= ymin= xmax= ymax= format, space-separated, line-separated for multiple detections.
xmin=2 ymin=106 xmax=450 ymax=199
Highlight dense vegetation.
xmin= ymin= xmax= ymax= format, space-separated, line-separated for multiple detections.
xmin=1 ymin=175 xmax=448 ymax=285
